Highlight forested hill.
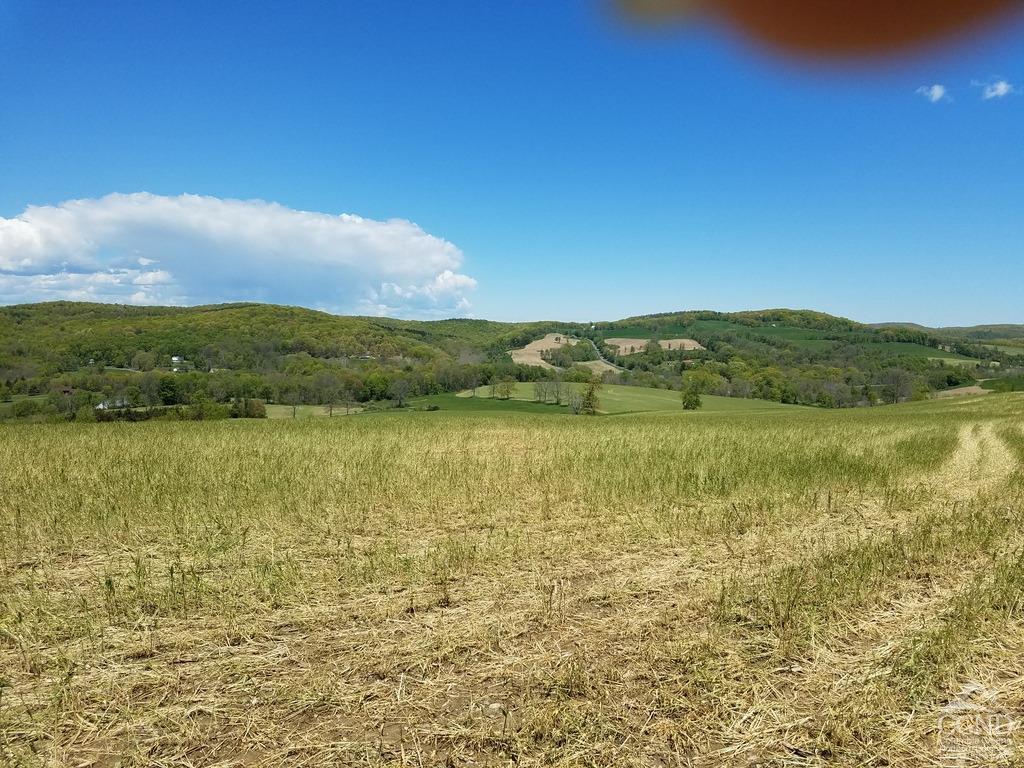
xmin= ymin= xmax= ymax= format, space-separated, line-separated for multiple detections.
xmin=0 ymin=302 xmax=561 ymax=376
xmin=1 ymin=302 xmax=1016 ymax=378
xmin=873 ymin=321 xmax=1024 ymax=342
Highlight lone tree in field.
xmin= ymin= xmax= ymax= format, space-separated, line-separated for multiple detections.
xmin=388 ymin=377 xmax=412 ymax=407
xmin=554 ymin=376 xmax=568 ymax=405
xmin=680 ymin=382 xmax=702 ymax=410
xmin=540 ymin=380 xmax=557 ymax=403
xmin=580 ymin=378 xmax=601 ymax=415
xmin=680 ymin=372 xmax=705 ymax=410
xmin=338 ymin=384 xmax=355 ymax=414
xmin=281 ymin=388 xmax=301 ymax=418
xmin=496 ymin=378 xmax=516 ymax=400
xmin=314 ymin=371 xmax=342 ymax=416
xmin=568 ymin=390 xmax=584 ymax=414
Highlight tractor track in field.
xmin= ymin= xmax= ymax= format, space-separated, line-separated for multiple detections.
xmin=939 ymin=422 xmax=1017 ymax=501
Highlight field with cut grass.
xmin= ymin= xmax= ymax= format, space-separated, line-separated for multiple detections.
xmin=2 ymin=394 xmax=1024 ymax=766
xmin=454 ymin=382 xmax=799 ymax=414
xmin=604 ymin=338 xmax=705 ymax=355
xmin=265 ymin=404 xmax=363 ymax=419
xmin=508 ymin=333 xmax=577 ymax=369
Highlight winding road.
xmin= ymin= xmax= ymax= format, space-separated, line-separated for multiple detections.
xmin=580 ymin=337 xmax=626 ymax=372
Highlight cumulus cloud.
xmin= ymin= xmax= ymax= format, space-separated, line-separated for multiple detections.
xmin=979 ymin=79 xmax=1016 ymax=100
xmin=916 ymin=84 xmax=949 ymax=103
xmin=0 ymin=192 xmax=476 ymax=316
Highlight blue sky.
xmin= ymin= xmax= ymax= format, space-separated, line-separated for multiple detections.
xmin=1 ymin=1 xmax=1021 ymax=325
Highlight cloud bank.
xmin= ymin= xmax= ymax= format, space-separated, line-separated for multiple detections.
xmin=0 ymin=193 xmax=476 ymax=316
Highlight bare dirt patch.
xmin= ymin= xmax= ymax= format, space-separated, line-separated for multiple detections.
xmin=509 ymin=333 xmax=576 ymax=369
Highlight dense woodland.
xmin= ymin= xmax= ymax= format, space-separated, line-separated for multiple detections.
xmin=1 ymin=302 xmax=1022 ymax=421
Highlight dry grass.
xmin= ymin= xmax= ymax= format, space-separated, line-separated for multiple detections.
xmin=575 ymin=359 xmax=619 ymax=375
xmin=933 ymin=386 xmax=991 ymax=399
xmin=2 ymin=395 xmax=1024 ymax=766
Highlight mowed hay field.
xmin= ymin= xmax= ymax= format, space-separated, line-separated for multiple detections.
xmin=508 ymin=334 xmax=577 ymax=369
xmin=457 ymin=382 xmax=796 ymax=414
xmin=2 ymin=396 xmax=1024 ymax=766
xmin=605 ymin=338 xmax=705 ymax=355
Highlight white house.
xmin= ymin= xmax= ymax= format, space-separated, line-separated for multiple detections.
xmin=95 ymin=398 xmax=128 ymax=410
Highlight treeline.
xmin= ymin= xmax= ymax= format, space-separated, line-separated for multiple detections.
xmin=0 ymin=355 xmax=604 ymax=422
xmin=676 ymin=360 xmax=972 ymax=407
xmin=594 ymin=334 xmax=979 ymax=407
xmin=589 ymin=309 xmax=1006 ymax=365
xmin=1 ymin=390 xmax=268 ymax=423
xmin=592 ymin=309 xmax=863 ymax=335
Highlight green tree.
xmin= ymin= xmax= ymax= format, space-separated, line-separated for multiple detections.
xmin=645 ymin=339 xmax=664 ymax=365
xmin=579 ymin=379 xmax=601 ymax=415
xmin=140 ymin=371 xmax=162 ymax=409
xmin=131 ymin=351 xmax=156 ymax=371
xmin=158 ymin=374 xmax=181 ymax=405
xmin=680 ymin=376 xmax=703 ymax=410
xmin=681 ymin=386 xmax=702 ymax=410
xmin=496 ymin=378 xmax=516 ymax=400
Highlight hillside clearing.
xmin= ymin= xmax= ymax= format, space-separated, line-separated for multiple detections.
xmin=508 ymin=333 xmax=577 ymax=368
xmin=605 ymin=336 xmax=705 ymax=354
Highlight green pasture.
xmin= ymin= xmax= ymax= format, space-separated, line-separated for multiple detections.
xmin=265 ymin=404 xmax=362 ymax=418
xmin=449 ymin=382 xmax=800 ymax=414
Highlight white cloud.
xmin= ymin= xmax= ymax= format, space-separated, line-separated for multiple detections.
xmin=980 ymin=79 xmax=1016 ymax=100
xmin=916 ymin=84 xmax=949 ymax=103
xmin=0 ymin=192 xmax=476 ymax=316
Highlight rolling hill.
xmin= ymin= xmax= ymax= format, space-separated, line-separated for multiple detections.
xmin=1 ymin=301 xmax=1018 ymax=416
xmin=873 ymin=321 xmax=1024 ymax=341
xmin=0 ymin=301 xmax=563 ymax=376
xmin=2 ymin=302 xmax=1010 ymax=378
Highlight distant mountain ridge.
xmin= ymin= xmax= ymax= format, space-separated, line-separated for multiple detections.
xmin=872 ymin=322 xmax=1024 ymax=341
xmin=5 ymin=301 xmax=1023 ymax=414
xmin=2 ymin=300 xmax=1021 ymax=381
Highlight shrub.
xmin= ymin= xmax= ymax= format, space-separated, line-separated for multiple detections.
xmin=186 ymin=398 xmax=231 ymax=421
xmin=230 ymin=397 xmax=268 ymax=419
xmin=11 ymin=398 xmax=52 ymax=418
xmin=74 ymin=405 xmax=97 ymax=422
